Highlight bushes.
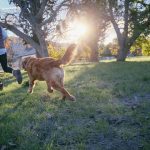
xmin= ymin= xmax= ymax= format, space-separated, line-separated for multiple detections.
xmin=130 ymin=35 xmax=150 ymax=56
xmin=47 ymin=44 xmax=66 ymax=59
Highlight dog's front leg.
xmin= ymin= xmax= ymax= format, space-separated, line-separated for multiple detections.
xmin=28 ymin=79 xmax=35 ymax=93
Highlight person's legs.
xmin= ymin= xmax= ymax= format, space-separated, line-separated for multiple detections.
xmin=0 ymin=53 xmax=22 ymax=84
xmin=12 ymin=70 xmax=22 ymax=84
xmin=0 ymin=53 xmax=13 ymax=73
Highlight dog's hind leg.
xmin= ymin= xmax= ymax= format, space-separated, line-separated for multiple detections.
xmin=51 ymin=81 xmax=76 ymax=101
xmin=46 ymin=80 xmax=53 ymax=93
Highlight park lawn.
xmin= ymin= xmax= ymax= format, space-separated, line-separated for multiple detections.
xmin=0 ymin=57 xmax=150 ymax=150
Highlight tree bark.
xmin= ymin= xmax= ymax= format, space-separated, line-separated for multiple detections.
xmin=86 ymin=26 xmax=99 ymax=62
xmin=108 ymin=0 xmax=130 ymax=61
xmin=34 ymin=25 xmax=49 ymax=57
xmin=117 ymin=44 xmax=129 ymax=61
xmin=88 ymin=40 xmax=99 ymax=62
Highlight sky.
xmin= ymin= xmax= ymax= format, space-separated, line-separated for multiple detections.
xmin=0 ymin=0 xmax=117 ymax=44
xmin=0 ymin=0 xmax=16 ymax=36
xmin=0 ymin=0 xmax=14 ymax=9
xmin=0 ymin=0 xmax=9 ymax=8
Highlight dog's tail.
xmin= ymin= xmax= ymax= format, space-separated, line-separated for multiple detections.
xmin=55 ymin=44 xmax=77 ymax=66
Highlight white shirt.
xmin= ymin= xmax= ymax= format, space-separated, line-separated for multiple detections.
xmin=0 ymin=27 xmax=8 ymax=55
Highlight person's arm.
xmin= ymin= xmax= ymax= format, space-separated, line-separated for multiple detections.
xmin=2 ymin=28 xmax=8 ymax=40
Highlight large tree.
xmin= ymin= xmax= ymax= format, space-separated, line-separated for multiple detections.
xmin=0 ymin=0 xmax=70 ymax=57
xmin=107 ymin=0 xmax=150 ymax=61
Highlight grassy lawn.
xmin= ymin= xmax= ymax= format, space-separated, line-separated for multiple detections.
xmin=0 ymin=56 xmax=150 ymax=150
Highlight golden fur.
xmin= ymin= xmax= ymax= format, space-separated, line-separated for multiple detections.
xmin=22 ymin=44 xmax=77 ymax=101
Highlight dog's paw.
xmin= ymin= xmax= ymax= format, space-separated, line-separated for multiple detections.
xmin=48 ymin=89 xmax=53 ymax=93
xmin=27 ymin=89 xmax=33 ymax=94
xmin=69 ymin=95 xmax=76 ymax=101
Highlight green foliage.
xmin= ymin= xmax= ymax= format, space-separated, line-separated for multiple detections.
xmin=99 ymin=39 xmax=118 ymax=56
xmin=76 ymin=44 xmax=92 ymax=61
xmin=129 ymin=0 xmax=150 ymax=36
xmin=131 ymin=35 xmax=150 ymax=56
xmin=101 ymin=47 xmax=112 ymax=56
xmin=107 ymin=40 xmax=119 ymax=56
xmin=142 ymin=41 xmax=150 ymax=56
xmin=47 ymin=44 xmax=66 ymax=59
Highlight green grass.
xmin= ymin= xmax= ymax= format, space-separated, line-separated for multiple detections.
xmin=0 ymin=56 xmax=150 ymax=150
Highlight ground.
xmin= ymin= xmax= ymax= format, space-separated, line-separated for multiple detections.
xmin=0 ymin=56 xmax=150 ymax=150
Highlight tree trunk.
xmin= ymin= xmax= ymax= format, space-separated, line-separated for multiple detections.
xmin=89 ymin=41 xmax=99 ymax=62
xmin=36 ymin=38 xmax=48 ymax=57
xmin=117 ymin=48 xmax=128 ymax=61
xmin=108 ymin=0 xmax=130 ymax=62
xmin=34 ymin=26 xmax=49 ymax=57
xmin=86 ymin=29 xmax=99 ymax=62
xmin=117 ymin=44 xmax=129 ymax=61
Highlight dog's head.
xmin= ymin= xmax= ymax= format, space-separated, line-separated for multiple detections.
xmin=22 ymin=57 xmax=31 ymax=71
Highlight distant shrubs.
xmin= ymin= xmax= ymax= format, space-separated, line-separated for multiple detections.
xmin=130 ymin=35 xmax=150 ymax=56
xmin=99 ymin=41 xmax=118 ymax=57
xmin=47 ymin=44 xmax=66 ymax=59
xmin=99 ymin=36 xmax=150 ymax=57
xmin=47 ymin=44 xmax=92 ymax=61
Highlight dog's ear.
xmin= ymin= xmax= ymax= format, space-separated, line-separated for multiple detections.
xmin=22 ymin=57 xmax=30 ymax=70
xmin=22 ymin=59 xmax=27 ymax=70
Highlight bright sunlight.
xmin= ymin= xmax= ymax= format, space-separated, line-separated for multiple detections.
xmin=67 ymin=20 xmax=89 ymax=42
xmin=65 ymin=20 xmax=116 ymax=44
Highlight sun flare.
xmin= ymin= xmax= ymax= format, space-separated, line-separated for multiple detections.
xmin=61 ymin=20 xmax=116 ymax=44
xmin=67 ymin=20 xmax=89 ymax=42
xmin=73 ymin=22 xmax=88 ymax=35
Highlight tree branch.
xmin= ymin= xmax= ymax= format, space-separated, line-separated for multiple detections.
xmin=108 ymin=1 xmax=122 ymax=45
xmin=0 ymin=22 xmax=41 ymax=53
xmin=128 ymin=19 xmax=150 ymax=47
xmin=40 ymin=0 xmax=69 ymax=26
xmin=123 ymin=0 xmax=129 ymax=40
xmin=35 ymin=0 xmax=48 ymax=20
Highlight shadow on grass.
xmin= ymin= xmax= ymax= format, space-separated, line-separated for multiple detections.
xmin=0 ymin=94 xmax=29 ymax=121
xmin=0 ymin=61 xmax=150 ymax=150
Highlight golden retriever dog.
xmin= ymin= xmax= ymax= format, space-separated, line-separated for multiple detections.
xmin=22 ymin=44 xmax=77 ymax=101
